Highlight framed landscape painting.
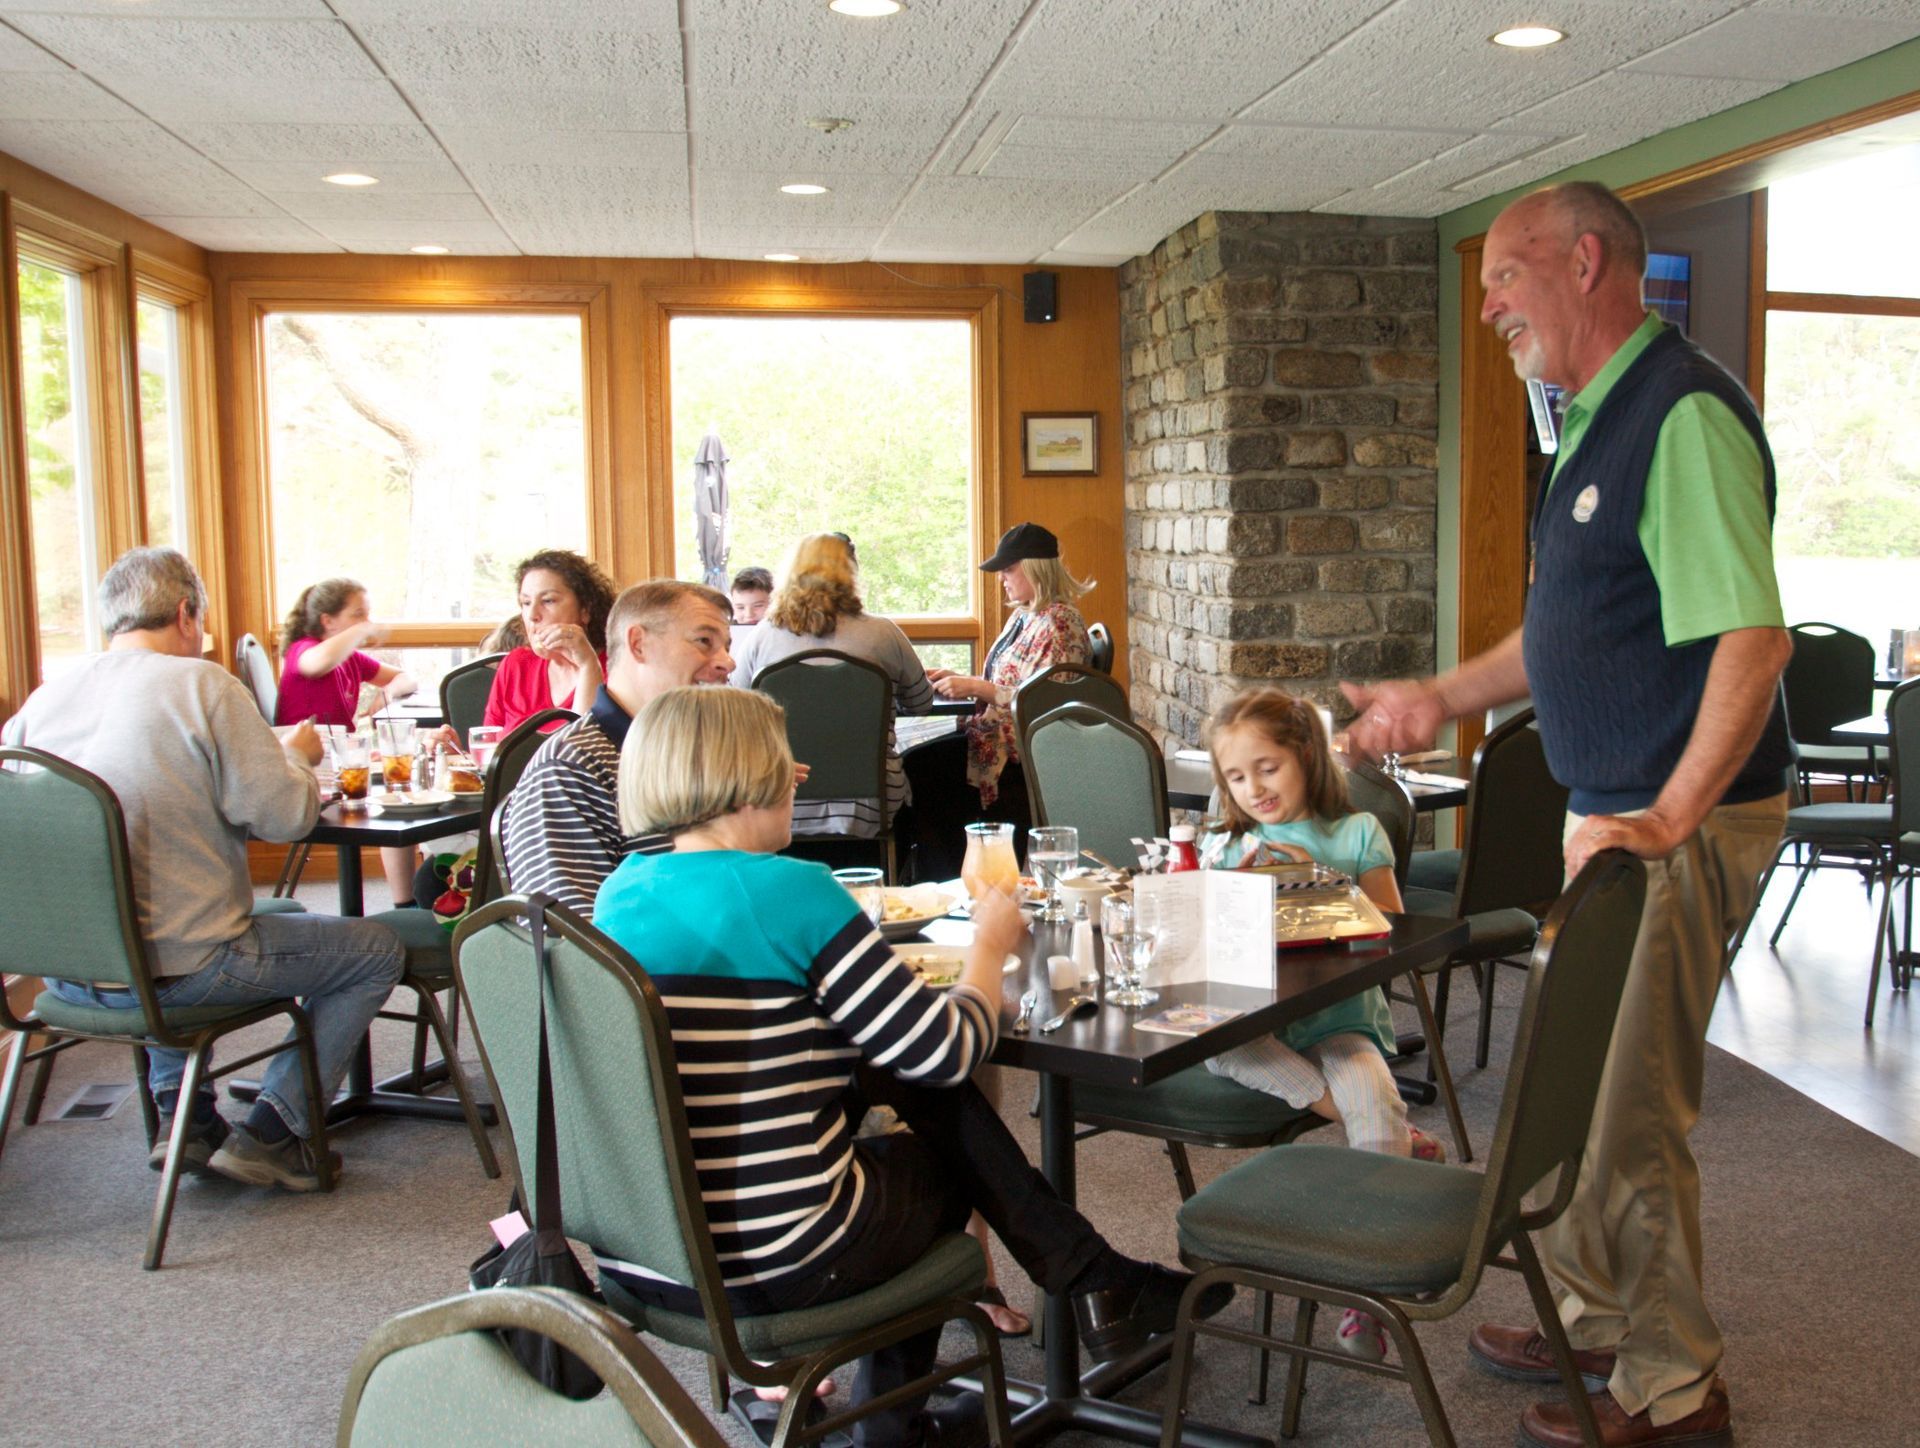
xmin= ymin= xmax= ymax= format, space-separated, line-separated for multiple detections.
xmin=1022 ymin=412 xmax=1099 ymax=476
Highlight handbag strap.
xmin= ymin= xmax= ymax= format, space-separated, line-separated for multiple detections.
xmin=525 ymin=893 xmax=566 ymax=1248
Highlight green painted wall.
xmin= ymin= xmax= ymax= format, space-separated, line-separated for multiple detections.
xmin=1430 ymin=36 xmax=1920 ymax=684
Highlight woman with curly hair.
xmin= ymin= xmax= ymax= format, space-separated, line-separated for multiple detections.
xmin=482 ymin=548 xmax=617 ymax=732
xmin=730 ymin=532 xmax=932 ymax=839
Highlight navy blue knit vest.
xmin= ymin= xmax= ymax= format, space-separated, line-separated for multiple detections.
xmin=1522 ymin=326 xmax=1793 ymax=816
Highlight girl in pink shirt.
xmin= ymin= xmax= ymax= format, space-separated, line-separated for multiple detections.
xmin=278 ymin=578 xmax=419 ymax=906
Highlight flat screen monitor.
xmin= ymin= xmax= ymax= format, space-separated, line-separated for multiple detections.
xmin=1526 ymin=379 xmax=1565 ymax=456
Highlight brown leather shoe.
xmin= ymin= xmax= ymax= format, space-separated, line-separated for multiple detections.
xmin=1519 ymin=1376 xmax=1732 ymax=1448
xmin=1468 ymin=1322 xmax=1616 ymax=1389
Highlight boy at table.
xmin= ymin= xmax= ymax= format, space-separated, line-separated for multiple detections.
xmin=2 ymin=548 xmax=403 ymax=1191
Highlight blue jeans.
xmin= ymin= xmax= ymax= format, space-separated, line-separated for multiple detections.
xmin=49 ymin=912 xmax=404 ymax=1139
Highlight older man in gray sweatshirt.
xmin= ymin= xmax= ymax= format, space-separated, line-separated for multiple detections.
xmin=3 ymin=548 xmax=402 ymax=1191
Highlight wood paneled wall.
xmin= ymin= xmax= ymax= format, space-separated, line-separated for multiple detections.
xmin=207 ymin=252 xmax=1128 ymax=681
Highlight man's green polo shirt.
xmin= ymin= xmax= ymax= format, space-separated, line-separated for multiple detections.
xmin=1550 ymin=313 xmax=1784 ymax=647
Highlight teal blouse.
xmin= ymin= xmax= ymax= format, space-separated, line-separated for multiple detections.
xmin=1199 ymin=812 xmax=1398 ymax=1058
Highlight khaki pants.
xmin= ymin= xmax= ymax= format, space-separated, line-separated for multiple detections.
xmin=1542 ymin=793 xmax=1786 ymax=1424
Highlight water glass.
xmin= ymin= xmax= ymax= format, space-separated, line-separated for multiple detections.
xmin=467 ymin=724 xmax=506 ymax=774
xmin=832 ymin=867 xmax=886 ymax=925
xmin=1098 ymin=894 xmax=1156 ymax=1006
xmin=1028 ymin=825 xmax=1078 ymax=924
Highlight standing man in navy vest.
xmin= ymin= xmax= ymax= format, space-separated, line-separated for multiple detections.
xmin=1347 ymin=181 xmax=1790 ymax=1448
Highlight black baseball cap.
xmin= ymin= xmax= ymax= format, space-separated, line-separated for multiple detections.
xmin=978 ymin=522 xmax=1059 ymax=572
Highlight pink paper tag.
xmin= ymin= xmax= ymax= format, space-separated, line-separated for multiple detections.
xmin=490 ymin=1210 xmax=530 ymax=1249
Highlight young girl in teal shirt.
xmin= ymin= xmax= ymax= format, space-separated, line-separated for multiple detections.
xmin=1199 ymin=686 xmax=1443 ymax=1362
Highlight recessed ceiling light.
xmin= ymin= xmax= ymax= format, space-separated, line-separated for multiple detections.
xmin=764 ymin=253 xmax=801 ymax=262
xmin=780 ymin=182 xmax=830 ymax=195
xmin=828 ymin=0 xmax=903 ymax=16
xmin=1491 ymin=25 xmax=1565 ymax=48
xmin=410 ymin=244 xmax=449 ymax=255
xmin=322 ymin=171 xmax=379 ymax=186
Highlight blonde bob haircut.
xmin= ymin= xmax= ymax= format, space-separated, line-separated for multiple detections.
xmin=1204 ymin=686 xmax=1349 ymax=834
xmin=618 ymin=686 xmax=795 ymax=837
xmin=1016 ymin=555 xmax=1095 ymax=611
xmin=767 ymin=532 xmax=863 ymax=638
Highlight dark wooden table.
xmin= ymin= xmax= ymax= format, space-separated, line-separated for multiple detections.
xmin=921 ymin=908 xmax=1470 ymax=1448
xmin=238 ymin=792 xmax=489 ymax=1128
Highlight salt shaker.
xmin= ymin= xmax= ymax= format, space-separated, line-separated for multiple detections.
xmin=1071 ymin=901 xmax=1099 ymax=986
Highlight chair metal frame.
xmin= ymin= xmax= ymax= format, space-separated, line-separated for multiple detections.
xmin=454 ymin=895 xmax=1011 ymax=1448
xmin=753 ymin=648 xmax=900 ymax=881
xmin=1012 ymin=662 xmax=1130 ymax=768
xmin=439 ymin=651 xmax=507 ymax=748
xmin=1156 ymin=851 xmax=1648 ymax=1448
xmin=1086 ymin=622 xmax=1115 ymax=674
xmin=0 ymin=746 xmax=335 ymax=1269
xmin=338 ymin=1285 xmax=730 ymax=1448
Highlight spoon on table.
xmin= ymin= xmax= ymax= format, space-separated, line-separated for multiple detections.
xmin=1039 ymin=995 xmax=1098 ymax=1034
xmin=1079 ymin=847 xmax=1126 ymax=875
xmin=1012 ymin=989 xmax=1039 ymax=1033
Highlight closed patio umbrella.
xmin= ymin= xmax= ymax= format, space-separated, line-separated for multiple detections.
xmin=693 ymin=431 xmax=730 ymax=590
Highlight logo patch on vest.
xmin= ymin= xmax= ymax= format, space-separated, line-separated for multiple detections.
xmin=1571 ymin=485 xmax=1600 ymax=523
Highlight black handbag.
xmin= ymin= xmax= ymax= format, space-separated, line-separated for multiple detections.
xmin=468 ymin=893 xmax=607 ymax=1399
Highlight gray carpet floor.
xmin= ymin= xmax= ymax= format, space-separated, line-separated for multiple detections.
xmin=3 ymin=953 xmax=1915 ymax=1447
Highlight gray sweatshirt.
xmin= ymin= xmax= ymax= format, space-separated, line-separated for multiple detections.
xmin=3 ymin=649 xmax=319 ymax=977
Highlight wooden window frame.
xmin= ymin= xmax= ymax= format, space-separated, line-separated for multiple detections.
xmin=641 ymin=284 xmax=1004 ymax=662
xmin=225 ymin=278 xmax=612 ymax=652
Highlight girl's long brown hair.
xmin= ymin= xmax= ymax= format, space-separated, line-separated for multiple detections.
xmin=1205 ymin=686 xmax=1349 ymax=833
xmin=280 ymin=578 xmax=364 ymax=651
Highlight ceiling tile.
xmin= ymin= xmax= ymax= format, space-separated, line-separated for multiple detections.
xmin=0 ymin=24 xmax=66 ymax=70
xmin=693 ymin=89 xmax=961 ymax=173
xmin=889 ymin=174 xmax=1119 ymax=233
xmin=335 ymin=0 xmax=679 ymax=24
xmin=268 ymin=188 xmax=490 ymax=222
xmin=314 ymin=214 xmax=520 ymax=254
xmin=696 ymin=169 xmax=914 ymax=227
xmin=11 ymin=15 xmax=383 ymax=80
xmin=0 ymin=72 xmax=141 ymax=121
xmin=1037 ymin=247 xmax=1137 ymax=267
xmin=140 ymin=214 xmax=339 ymax=250
xmin=403 ymin=82 xmax=683 ymax=133
xmin=1497 ymin=71 xmax=1782 ymax=138
xmin=1624 ymin=8 xmax=1920 ymax=81
xmin=171 ymin=120 xmax=448 ymax=163
xmin=1 ymin=1 xmax=331 ymax=13
xmin=437 ymin=126 xmax=686 ymax=169
xmin=223 ymin=156 xmax=471 ymax=193
xmin=1001 ymin=115 xmax=1218 ymax=156
xmin=358 ymin=22 xmax=681 ymax=87
xmin=1380 ymin=131 xmax=1573 ymax=192
xmin=689 ymin=0 xmax=1028 ymax=95
xmin=473 ymin=163 xmax=692 ymax=256
xmin=979 ymin=147 xmax=1171 ymax=184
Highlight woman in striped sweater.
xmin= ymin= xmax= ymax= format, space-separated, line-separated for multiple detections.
xmin=592 ymin=687 xmax=1226 ymax=1448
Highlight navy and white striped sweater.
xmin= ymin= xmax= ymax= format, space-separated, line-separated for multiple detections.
xmin=591 ymin=850 xmax=996 ymax=1289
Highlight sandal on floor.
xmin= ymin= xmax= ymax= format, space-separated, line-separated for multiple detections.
xmin=728 ymin=1389 xmax=851 ymax=1448
xmin=976 ymin=1286 xmax=1031 ymax=1339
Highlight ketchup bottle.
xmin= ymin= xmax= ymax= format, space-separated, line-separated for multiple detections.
xmin=1167 ymin=824 xmax=1201 ymax=873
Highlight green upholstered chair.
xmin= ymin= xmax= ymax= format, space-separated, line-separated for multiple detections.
xmin=1024 ymin=701 xmax=1167 ymax=869
xmin=235 ymin=632 xmax=313 ymax=897
xmin=1401 ymin=711 xmax=1569 ymax=1084
xmin=1780 ymin=622 xmax=1878 ymax=802
xmin=439 ymin=652 xmax=506 ymax=749
xmin=0 ymin=746 xmax=336 ymax=1269
xmin=339 ymin=1286 xmax=728 ymax=1448
xmin=1156 ymin=851 xmax=1647 ymax=1448
xmin=753 ymin=650 xmax=899 ymax=881
xmin=454 ymin=896 xmax=1010 ymax=1448
xmin=359 ymin=707 xmax=576 ymax=1181
xmin=1012 ymin=662 xmax=1129 ymax=767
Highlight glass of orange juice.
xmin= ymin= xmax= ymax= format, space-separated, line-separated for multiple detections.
xmin=961 ymin=822 xmax=1019 ymax=904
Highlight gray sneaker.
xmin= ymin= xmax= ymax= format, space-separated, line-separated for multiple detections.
xmin=206 ymin=1126 xmax=342 ymax=1192
xmin=148 ymin=1112 xmax=232 ymax=1176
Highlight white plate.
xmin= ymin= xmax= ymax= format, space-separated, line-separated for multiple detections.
xmin=893 ymin=945 xmax=1022 ymax=989
xmin=878 ymin=887 xmax=957 ymax=940
xmin=368 ymin=789 xmax=456 ymax=816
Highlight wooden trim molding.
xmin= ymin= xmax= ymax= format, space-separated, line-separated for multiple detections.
xmin=0 ymin=194 xmax=38 ymax=712
xmin=1746 ymin=191 xmax=1768 ymax=413
xmin=1451 ymin=235 xmax=1529 ymax=768
xmin=637 ymin=282 xmax=1007 ymax=664
xmin=1764 ymin=290 xmax=1920 ymax=318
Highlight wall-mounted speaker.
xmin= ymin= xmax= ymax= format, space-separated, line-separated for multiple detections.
xmin=1023 ymin=270 xmax=1058 ymax=324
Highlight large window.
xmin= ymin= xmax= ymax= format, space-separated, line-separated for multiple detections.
xmin=668 ymin=315 xmax=975 ymax=621
xmin=262 ymin=310 xmax=589 ymax=631
xmin=137 ymin=295 xmax=191 ymax=555
xmin=1763 ymin=146 xmax=1920 ymax=649
xmin=18 ymin=258 xmax=103 ymax=679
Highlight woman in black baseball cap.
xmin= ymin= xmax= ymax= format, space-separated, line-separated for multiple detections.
xmin=927 ymin=522 xmax=1095 ymax=813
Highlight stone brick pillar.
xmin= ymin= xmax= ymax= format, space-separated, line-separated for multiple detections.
xmin=1121 ymin=211 xmax=1439 ymax=749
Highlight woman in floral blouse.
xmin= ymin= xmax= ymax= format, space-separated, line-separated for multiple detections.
xmin=929 ymin=521 xmax=1093 ymax=811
